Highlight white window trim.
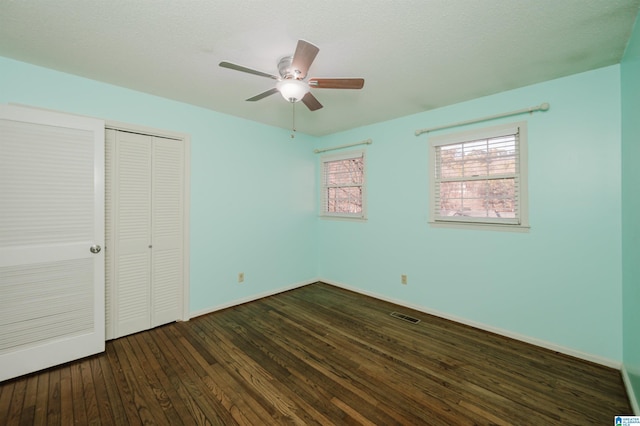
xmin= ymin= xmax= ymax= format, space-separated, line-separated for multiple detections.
xmin=428 ymin=122 xmax=529 ymax=232
xmin=319 ymin=149 xmax=367 ymax=220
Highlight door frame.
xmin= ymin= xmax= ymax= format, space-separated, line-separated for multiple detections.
xmin=105 ymin=120 xmax=191 ymax=339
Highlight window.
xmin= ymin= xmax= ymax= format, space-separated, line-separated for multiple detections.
xmin=320 ymin=150 xmax=366 ymax=219
xmin=429 ymin=122 xmax=528 ymax=229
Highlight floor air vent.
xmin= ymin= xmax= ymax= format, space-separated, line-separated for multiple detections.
xmin=390 ymin=312 xmax=420 ymax=324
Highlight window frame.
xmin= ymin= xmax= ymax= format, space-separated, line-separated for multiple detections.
xmin=428 ymin=121 xmax=529 ymax=231
xmin=319 ymin=149 xmax=367 ymax=220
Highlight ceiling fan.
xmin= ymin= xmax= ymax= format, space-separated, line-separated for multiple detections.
xmin=219 ymin=40 xmax=364 ymax=111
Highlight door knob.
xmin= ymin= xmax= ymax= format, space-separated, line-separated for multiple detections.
xmin=90 ymin=245 xmax=102 ymax=254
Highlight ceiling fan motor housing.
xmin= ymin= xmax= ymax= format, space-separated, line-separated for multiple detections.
xmin=277 ymin=55 xmax=310 ymax=102
xmin=278 ymin=56 xmax=299 ymax=79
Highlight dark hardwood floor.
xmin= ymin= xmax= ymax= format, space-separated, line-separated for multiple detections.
xmin=0 ymin=282 xmax=632 ymax=425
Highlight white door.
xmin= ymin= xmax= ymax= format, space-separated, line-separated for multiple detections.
xmin=0 ymin=105 xmax=105 ymax=381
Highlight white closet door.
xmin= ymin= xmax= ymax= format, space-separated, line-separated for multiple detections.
xmin=0 ymin=105 xmax=105 ymax=381
xmin=151 ymin=137 xmax=184 ymax=327
xmin=113 ymin=131 xmax=152 ymax=337
xmin=106 ymin=129 xmax=186 ymax=339
xmin=105 ymin=129 xmax=114 ymax=339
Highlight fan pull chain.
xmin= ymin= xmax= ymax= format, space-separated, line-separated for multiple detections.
xmin=291 ymin=101 xmax=296 ymax=138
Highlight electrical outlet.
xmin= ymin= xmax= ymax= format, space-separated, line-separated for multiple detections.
xmin=401 ymin=274 xmax=407 ymax=285
xmin=238 ymin=272 xmax=244 ymax=283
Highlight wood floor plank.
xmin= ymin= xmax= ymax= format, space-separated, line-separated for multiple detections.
xmin=261 ymin=295 xmax=482 ymax=425
xmin=128 ymin=332 xmax=187 ymax=426
xmin=79 ymin=358 xmax=101 ymax=425
xmin=288 ymin=283 xmax=631 ymax=422
xmin=154 ymin=325 xmax=229 ymax=425
xmin=179 ymin=318 xmax=305 ymax=424
xmin=96 ymin=345 xmax=128 ymax=424
xmin=89 ymin=353 xmax=119 ymax=425
xmin=210 ymin=311 xmax=350 ymax=425
xmin=70 ymin=362 xmax=88 ymax=425
xmin=6 ymin=375 xmax=26 ymax=425
xmin=32 ymin=370 xmax=49 ymax=425
xmin=224 ymin=314 xmax=350 ymax=423
xmin=58 ymin=366 xmax=73 ymax=425
xmin=196 ymin=310 xmax=352 ymax=426
xmin=104 ymin=340 xmax=144 ymax=426
xmin=331 ymin=397 xmax=378 ymax=426
xmin=254 ymin=298 xmax=464 ymax=424
xmin=45 ymin=368 xmax=61 ymax=426
xmin=125 ymin=333 xmax=184 ymax=425
xmin=0 ymin=380 xmax=14 ymax=423
xmin=165 ymin=323 xmax=270 ymax=425
xmin=18 ymin=374 xmax=38 ymax=426
xmin=112 ymin=337 xmax=169 ymax=425
xmin=0 ymin=282 xmax=633 ymax=425
xmin=167 ymin=321 xmax=269 ymax=425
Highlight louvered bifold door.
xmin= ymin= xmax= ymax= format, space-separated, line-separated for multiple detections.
xmin=151 ymin=137 xmax=184 ymax=327
xmin=106 ymin=131 xmax=184 ymax=339
xmin=0 ymin=105 xmax=105 ymax=381
xmin=112 ymin=131 xmax=152 ymax=338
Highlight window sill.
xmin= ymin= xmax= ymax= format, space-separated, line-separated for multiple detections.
xmin=428 ymin=220 xmax=530 ymax=233
xmin=320 ymin=215 xmax=368 ymax=222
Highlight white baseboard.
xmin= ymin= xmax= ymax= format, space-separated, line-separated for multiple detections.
xmin=622 ymin=366 xmax=640 ymax=415
xmin=189 ymin=278 xmax=318 ymax=319
xmin=321 ymin=278 xmax=622 ymax=369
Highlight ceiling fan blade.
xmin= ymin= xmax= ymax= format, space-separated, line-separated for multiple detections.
xmin=246 ymin=88 xmax=279 ymax=102
xmin=291 ymin=40 xmax=319 ymax=79
xmin=302 ymin=92 xmax=323 ymax=111
xmin=308 ymin=78 xmax=365 ymax=89
xmin=219 ymin=61 xmax=278 ymax=80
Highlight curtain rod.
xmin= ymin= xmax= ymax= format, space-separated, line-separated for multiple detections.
xmin=414 ymin=102 xmax=550 ymax=136
xmin=313 ymin=138 xmax=372 ymax=154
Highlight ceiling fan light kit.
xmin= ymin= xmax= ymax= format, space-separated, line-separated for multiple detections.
xmin=277 ymin=79 xmax=309 ymax=102
xmin=219 ymin=39 xmax=365 ymax=112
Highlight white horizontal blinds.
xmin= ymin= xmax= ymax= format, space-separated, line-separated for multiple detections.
xmin=322 ymin=151 xmax=364 ymax=216
xmin=434 ymin=127 xmax=520 ymax=224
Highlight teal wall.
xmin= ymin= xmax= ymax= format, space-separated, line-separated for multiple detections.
xmin=316 ymin=66 xmax=623 ymax=362
xmin=622 ymin=12 xmax=640 ymax=412
xmin=0 ymin=55 xmax=627 ymax=364
xmin=0 ymin=56 xmax=319 ymax=313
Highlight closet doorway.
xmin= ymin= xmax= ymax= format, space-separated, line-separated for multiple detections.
xmin=105 ymin=124 xmax=190 ymax=340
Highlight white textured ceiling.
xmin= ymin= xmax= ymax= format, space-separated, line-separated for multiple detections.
xmin=0 ymin=1 xmax=638 ymax=136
